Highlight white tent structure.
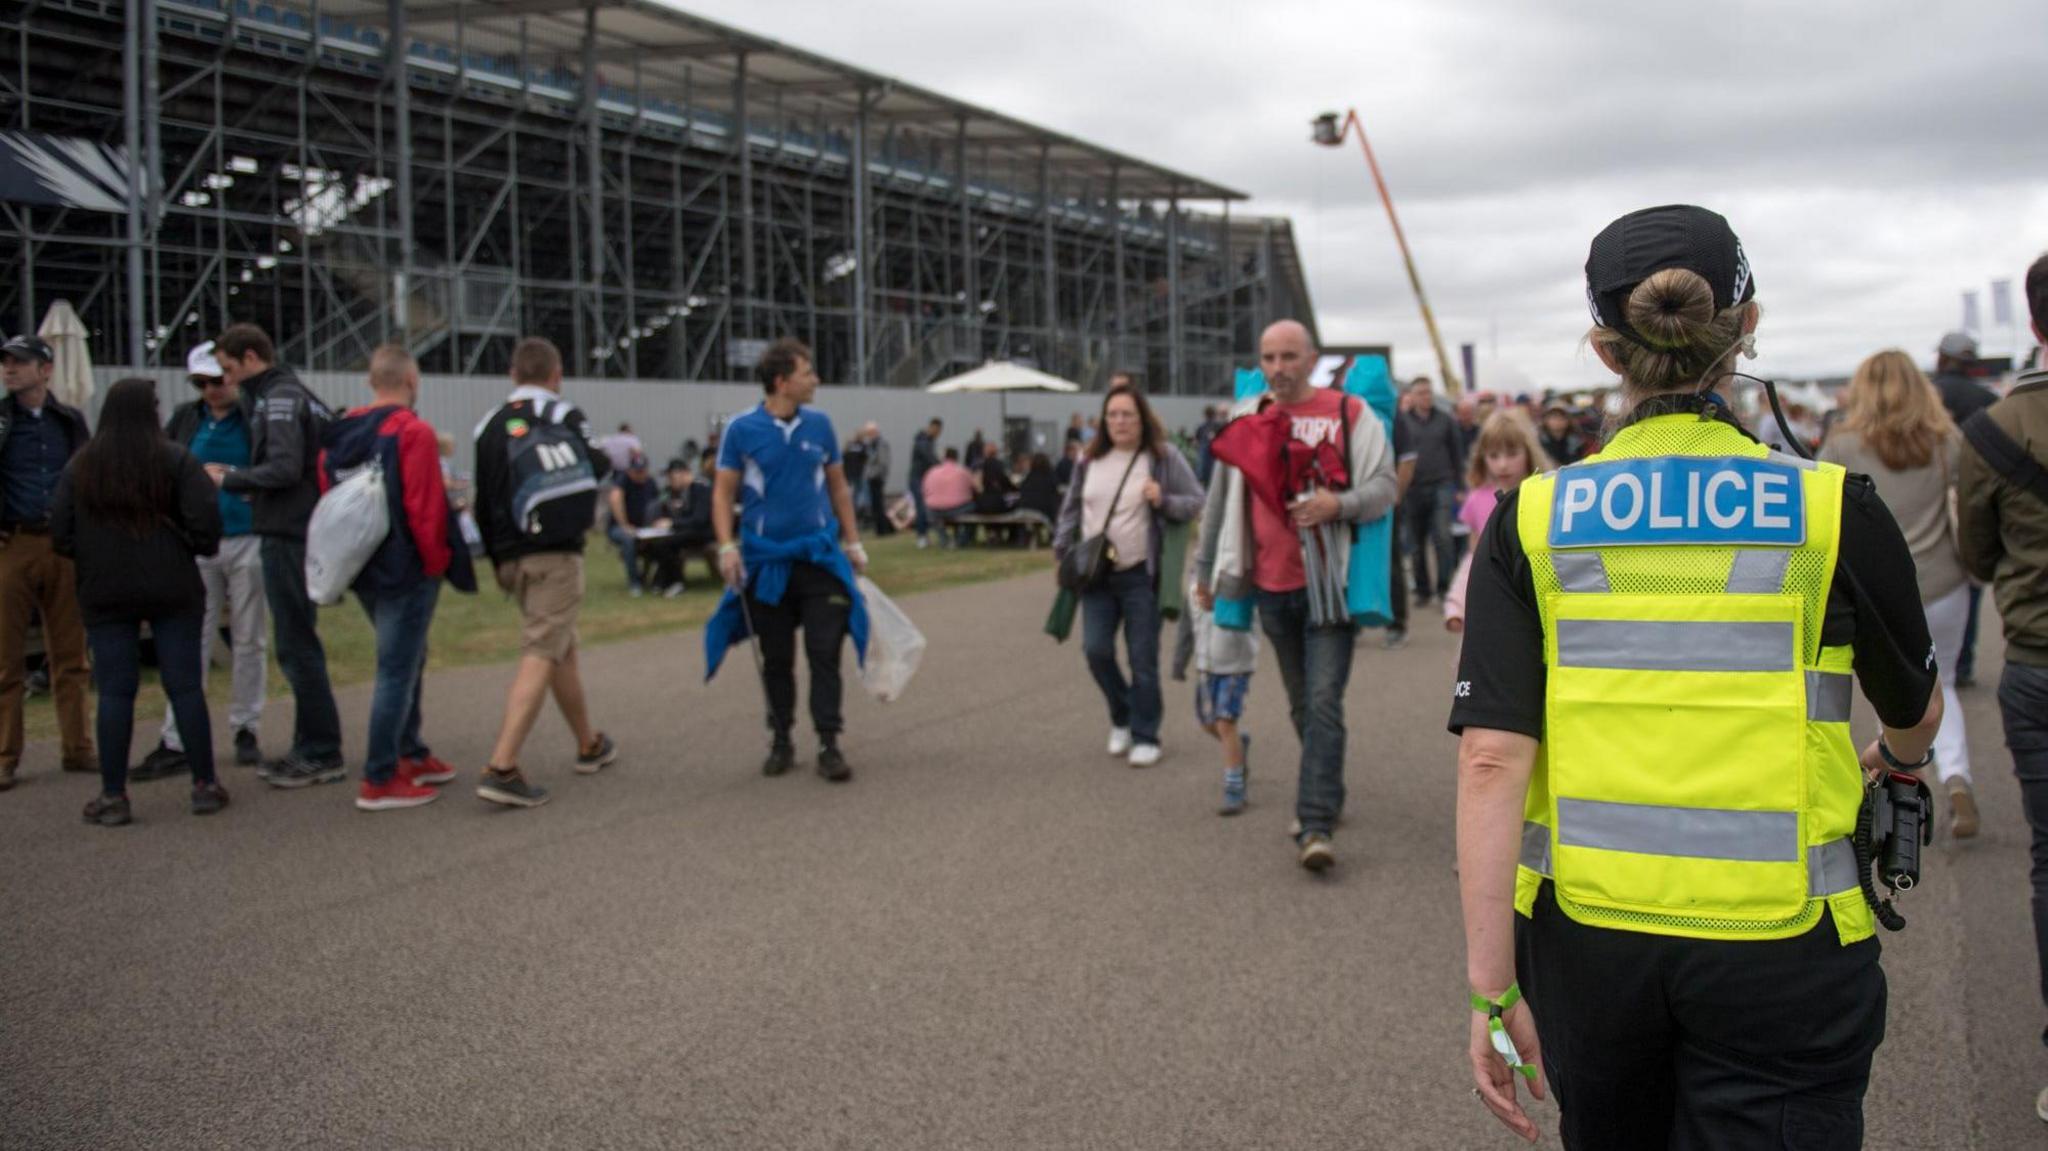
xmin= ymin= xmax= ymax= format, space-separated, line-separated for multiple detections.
xmin=37 ymin=300 xmax=92 ymax=411
xmin=926 ymin=360 xmax=1080 ymax=426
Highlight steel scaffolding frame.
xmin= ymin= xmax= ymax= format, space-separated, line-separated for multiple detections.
xmin=0 ymin=0 xmax=1318 ymax=392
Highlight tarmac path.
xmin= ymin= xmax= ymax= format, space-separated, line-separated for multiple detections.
xmin=0 ymin=569 xmax=2039 ymax=1149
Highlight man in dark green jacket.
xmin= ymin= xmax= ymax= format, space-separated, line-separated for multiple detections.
xmin=1957 ymin=251 xmax=2048 ymax=1123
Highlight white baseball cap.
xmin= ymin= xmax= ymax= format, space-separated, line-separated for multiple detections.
xmin=187 ymin=340 xmax=224 ymax=380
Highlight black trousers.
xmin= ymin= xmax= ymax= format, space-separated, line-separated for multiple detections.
xmin=867 ymin=477 xmax=894 ymax=536
xmin=746 ymin=561 xmax=852 ymax=738
xmin=1516 ymin=884 xmax=1884 ymax=1151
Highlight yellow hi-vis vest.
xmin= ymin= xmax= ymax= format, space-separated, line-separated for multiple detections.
xmin=1513 ymin=414 xmax=1873 ymax=945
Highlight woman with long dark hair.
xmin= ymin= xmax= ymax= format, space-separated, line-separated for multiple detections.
xmin=1052 ymin=384 xmax=1204 ymax=767
xmin=53 ymin=377 xmax=225 ymax=826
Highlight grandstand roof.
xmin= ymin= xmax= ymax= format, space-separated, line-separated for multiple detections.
xmin=321 ymin=0 xmax=1245 ymax=202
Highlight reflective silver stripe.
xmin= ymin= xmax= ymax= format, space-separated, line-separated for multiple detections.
xmin=1725 ymin=549 xmax=1791 ymax=594
xmin=1806 ymin=671 xmax=1853 ymax=723
xmin=1521 ymin=821 xmax=1552 ymax=875
xmin=1555 ymin=620 xmax=1796 ymax=672
xmin=1808 ymin=837 xmax=1858 ymax=896
xmin=1557 ymin=797 xmax=1799 ymax=862
xmin=1767 ymin=449 xmax=1819 ymax=472
xmin=1552 ymin=551 xmax=1610 ymax=594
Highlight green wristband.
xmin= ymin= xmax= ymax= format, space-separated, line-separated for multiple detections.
xmin=1470 ymin=983 xmax=1537 ymax=1081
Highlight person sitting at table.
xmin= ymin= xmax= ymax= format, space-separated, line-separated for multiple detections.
xmin=1017 ymin=452 xmax=1061 ymax=526
xmin=920 ymin=448 xmax=976 ymax=549
xmin=605 ymin=452 xmax=661 ymax=596
xmin=648 ymin=458 xmax=714 ymax=591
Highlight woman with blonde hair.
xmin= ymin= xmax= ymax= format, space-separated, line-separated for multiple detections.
xmin=1822 ymin=348 xmax=1977 ymax=836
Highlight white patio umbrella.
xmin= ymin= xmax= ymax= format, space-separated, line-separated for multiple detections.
xmin=925 ymin=360 xmax=1080 ymax=427
xmin=37 ymin=300 xmax=93 ymax=411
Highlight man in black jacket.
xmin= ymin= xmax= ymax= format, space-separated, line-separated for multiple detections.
xmin=1933 ymin=330 xmax=2000 ymax=687
xmin=470 ymin=337 xmax=618 ymax=808
xmin=205 ymin=323 xmax=343 ymax=787
xmin=0 ymin=334 xmax=93 ymax=789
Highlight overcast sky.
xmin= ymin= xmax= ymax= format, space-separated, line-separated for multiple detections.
xmin=682 ymin=0 xmax=2047 ymax=391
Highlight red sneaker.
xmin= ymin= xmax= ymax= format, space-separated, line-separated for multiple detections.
xmin=356 ymin=777 xmax=440 ymax=811
xmin=399 ymin=755 xmax=458 ymax=786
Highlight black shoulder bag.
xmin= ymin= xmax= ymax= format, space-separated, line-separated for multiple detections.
xmin=1962 ymin=409 xmax=2048 ymax=507
xmin=1058 ymin=451 xmax=1142 ymax=592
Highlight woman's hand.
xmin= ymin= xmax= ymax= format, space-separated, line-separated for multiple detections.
xmin=1142 ymin=479 xmax=1162 ymax=508
xmin=1468 ymin=999 xmax=1545 ymax=1142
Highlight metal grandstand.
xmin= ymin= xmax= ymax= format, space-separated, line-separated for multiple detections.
xmin=1 ymin=0 xmax=1318 ymax=391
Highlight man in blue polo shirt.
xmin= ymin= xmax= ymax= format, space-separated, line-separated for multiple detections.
xmin=709 ymin=337 xmax=869 ymax=782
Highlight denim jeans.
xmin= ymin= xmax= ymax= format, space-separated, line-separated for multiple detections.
xmin=1403 ymin=481 xmax=1458 ymax=598
xmin=356 ymin=580 xmax=439 ymax=784
xmin=911 ymin=476 xmax=931 ymax=535
xmin=1080 ymin=565 xmax=1163 ymax=744
xmin=607 ymin=523 xmax=642 ymax=590
xmin=89 ymin=612 xmax=213 ymax=794
xmin=1998 ymin=662 xmax=2048 ymax=1023
xmin=1257 ymin=588 xmax=1357 ymax=837
xmin=259 ymin=535 xmax=342 ymax=761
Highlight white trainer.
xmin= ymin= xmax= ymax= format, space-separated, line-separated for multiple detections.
xmin=1106 ymin=727 xmax=1133 ymax=757
xmin=1128 ymin=744 xmax=1162 ymax=768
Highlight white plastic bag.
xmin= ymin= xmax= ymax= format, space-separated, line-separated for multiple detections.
xmin=304 ymin=462 xmax=390 ymax=604
xmin=857 ymin=576 xmax=925 ymax=703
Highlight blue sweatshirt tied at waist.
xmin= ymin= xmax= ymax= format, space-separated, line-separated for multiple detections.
xmin=703 ymin=528 xmax=870 ymax=681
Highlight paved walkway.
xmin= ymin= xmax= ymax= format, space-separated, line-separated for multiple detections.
xmin=0 ymin=571 xmax=2039 ymax=1148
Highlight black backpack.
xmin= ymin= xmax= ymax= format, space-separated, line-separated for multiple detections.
xmin=498 ymin=397 xmax=599 ymax=547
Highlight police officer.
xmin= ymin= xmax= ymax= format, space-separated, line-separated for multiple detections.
xmin=1450 ymin=206 xmax=1946 ymax=1148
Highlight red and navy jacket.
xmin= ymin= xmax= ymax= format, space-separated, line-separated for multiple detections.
xmin=317 ymin=404 xmax=451 ymax=594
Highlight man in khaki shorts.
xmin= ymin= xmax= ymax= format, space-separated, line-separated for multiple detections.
xmin=471 ymin=337 xmax=618 ymax=807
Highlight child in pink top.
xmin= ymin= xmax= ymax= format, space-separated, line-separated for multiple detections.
xmin=1445 ymin=411 xmax=1553 ymax=632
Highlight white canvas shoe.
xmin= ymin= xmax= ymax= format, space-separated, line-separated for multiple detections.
xmin=1106 ymin=727 xmax=1133 ymax=756
xmin=1128 ymin=744 xmax=1161 ymax=768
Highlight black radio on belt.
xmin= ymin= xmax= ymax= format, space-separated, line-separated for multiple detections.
xmin=1856 ymin=769 xmax=1933 ymax=932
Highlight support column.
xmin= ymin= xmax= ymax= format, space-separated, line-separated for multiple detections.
xmin=733 ymin=52 xmax=753 ymax=341
xmin=1109 ymin=166 xmax=1123 ymax=376
xmin=1039 ymin=145 xmax=1055 ymax=374
xmin=142 ymin=0 xmax=160 ymax=358
xmin=389 ymin=0 xmax=412 ymax=346
xmin=955 ymin=114 xmax=975 ymax=336
xmin=1166 ymin=192 xmax=1182 ymax=394
xmin=850 ymin=90 xmax=868 ymax=385
xmin=580 ymin=3 xmax=604 ymax=373
xmin=123 ymin=0 xmax=145 ymax=364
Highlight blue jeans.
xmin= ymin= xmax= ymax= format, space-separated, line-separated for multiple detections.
xmin=1257 ymin=588 xmax=1356 ymax=837
xmin=607 ymin=523 xmax=642 ymax=590
xmin=355 ymin=580 xmax=439 ymax=784
xmin=1998 ymin=662 xmax=2048 ymax=1023
xmin=1081 ymin=565 xmax=1162 ymax=744
xmin=89 ymin=612 xmax=214 ymax=794
xmin=259 ymin=535 xmax=341 ymax=761
xmin=911 ymin=475 xmax=931 ymax=535
xmin=1403 ymin=481 xmax=1459 ymax=599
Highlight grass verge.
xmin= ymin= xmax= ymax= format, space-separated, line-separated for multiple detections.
xmin=16 ymin=532 xmax=1051 ymax=749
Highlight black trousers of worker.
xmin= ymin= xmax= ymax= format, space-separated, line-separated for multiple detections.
xmin=746 ymin=561 xmax=851 ymax=739
xmin=1516 ymin=884 xmax=1885 ymax=1151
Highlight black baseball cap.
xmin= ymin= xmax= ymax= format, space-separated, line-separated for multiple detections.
xmin=1586 ymin=205 xmax=1754 ymax=349
xmin=0 ymin=334 xmax=53 ymax=363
